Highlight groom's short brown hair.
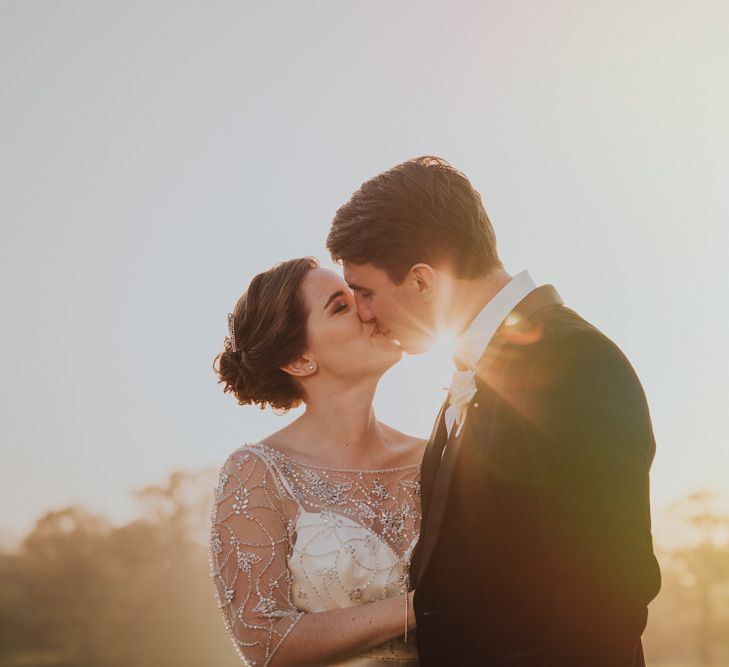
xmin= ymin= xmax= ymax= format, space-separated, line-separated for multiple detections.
xmin=327 ymin=156 xmax=501 ymax=283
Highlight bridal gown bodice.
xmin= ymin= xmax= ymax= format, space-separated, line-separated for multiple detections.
xmin=210 ymin=443 xmax=421 ymax=667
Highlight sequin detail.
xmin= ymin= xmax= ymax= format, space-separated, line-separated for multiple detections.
xmin=209 ymin=442 xmax=421 ymax=666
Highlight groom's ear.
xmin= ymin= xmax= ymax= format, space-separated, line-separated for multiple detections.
xmin=281 ymin=355 xmax=317 ymax=378
xmin=409 ymin=264 xmax=437 ymax=303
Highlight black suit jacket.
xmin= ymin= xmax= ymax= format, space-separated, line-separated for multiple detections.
xmin=410 ymin=286 xmax=661 ymax=666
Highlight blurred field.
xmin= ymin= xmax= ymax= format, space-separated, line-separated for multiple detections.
xmin=1 ymin=470 xmax=727 ymax=667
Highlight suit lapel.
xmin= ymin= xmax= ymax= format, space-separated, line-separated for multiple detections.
xmin=419 ymin=399 xmax=449 ymax=522
xmin=409 ymin=399 xmax=449 ymax=582
xmin=414 ymin=402 xmax=470 ymax=586
xmin=414 ymin=284 xmax=564 ymax=586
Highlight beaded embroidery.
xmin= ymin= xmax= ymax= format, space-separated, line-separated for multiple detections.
xmin=209 ymin=442 xmax=422 ymax=666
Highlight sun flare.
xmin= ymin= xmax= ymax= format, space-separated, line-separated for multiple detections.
xmin=412 ymin=331 xmax=460 ymax=397
xmin=429 ymin=331 xmax=459 ymax=364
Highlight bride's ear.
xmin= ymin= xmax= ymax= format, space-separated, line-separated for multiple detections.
xmin=410 ymin=264 xmax=437 ymax=304
xmin=281 ymin=355 xmax=317 ymax=378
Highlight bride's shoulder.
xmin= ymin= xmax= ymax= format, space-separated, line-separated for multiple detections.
xmin=378 ymin=423 xmax=427 ymax=466
xmin=214 ymin=442 xmax=294 ymax=504
xmin=217 ymin=441 xmax=282 ymax=475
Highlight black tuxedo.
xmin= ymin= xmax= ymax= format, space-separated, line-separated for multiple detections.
xmin=410 ymin=286 xmax=661 ymax=666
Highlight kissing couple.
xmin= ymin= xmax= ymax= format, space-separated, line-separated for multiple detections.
xmin=210 ymin=157 xmax=661 ymax=666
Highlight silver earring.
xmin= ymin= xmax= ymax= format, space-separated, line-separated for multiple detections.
xmin=308 ymin=364 xmax=315 ymax=371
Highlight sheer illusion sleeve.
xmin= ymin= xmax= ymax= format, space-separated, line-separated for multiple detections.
xmin=210 ymin=447 xmax=303 ymax=667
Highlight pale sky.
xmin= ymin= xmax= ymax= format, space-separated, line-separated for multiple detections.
xmin=1 ymin=1 xmax=727 ymax=545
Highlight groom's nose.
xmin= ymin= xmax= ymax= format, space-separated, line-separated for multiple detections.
xmin=354 ymin=293 xmax=376 ymax=324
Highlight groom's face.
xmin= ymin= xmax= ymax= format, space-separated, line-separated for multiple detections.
xmin=343 ymin=261 xmax=436 ymax=354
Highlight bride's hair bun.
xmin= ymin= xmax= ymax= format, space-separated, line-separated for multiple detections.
xmin=214 ymin=257 xmax=318 ymax=411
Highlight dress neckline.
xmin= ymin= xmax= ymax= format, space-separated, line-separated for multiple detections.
xmin=250 ymin=441 xmax=422 ymax=474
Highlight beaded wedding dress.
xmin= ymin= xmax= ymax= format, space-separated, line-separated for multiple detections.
xmin=209 ymin=442 xmax=421 ymax=667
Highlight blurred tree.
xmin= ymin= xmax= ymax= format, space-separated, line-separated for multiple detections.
xmin=133 ymin=467 xmax=217 ymax=545
xmin=0 ymin=552 xmax=32 ymax=658
xmin=19 ymin=506 xmax=115 ymax=665
xmin=669 ymin=492 xmax=729 ymax=665
xmin=0 ymin=469 xmax=238 ymax=667
xmin=6 ymin=470 xmax=724 ymax=667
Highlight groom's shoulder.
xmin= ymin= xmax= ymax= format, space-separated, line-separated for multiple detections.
xmin=537 ymin=303 xmax=609 ymax=348
xmin=539 ymin=302 xmax=598 ymax=336
xmin=534 ymin=304 xmax=639 ymax=381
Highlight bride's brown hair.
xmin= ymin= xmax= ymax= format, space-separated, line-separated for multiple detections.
xmin=214 ymin=257 xmax=318 ymax=411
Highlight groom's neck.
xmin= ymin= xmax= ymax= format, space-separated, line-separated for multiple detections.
xmin=447 ymin=267 xmax=512 ymax=335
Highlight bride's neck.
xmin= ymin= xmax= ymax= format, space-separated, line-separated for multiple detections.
xmin=282 ymin=379 xmax=387 ymax=468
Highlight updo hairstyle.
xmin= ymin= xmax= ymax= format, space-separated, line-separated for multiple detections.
xmin=214 ymin=257 xmax=318 ymax=411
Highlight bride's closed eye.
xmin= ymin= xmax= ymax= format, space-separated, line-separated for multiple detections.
xmin=332 ymin=299 xmax=349 ymax=314
xmin=323 ymin=289 xmax=352 ymax=315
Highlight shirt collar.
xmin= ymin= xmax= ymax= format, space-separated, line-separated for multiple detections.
xmin=453 ymin=270 xmax=537 ymax=369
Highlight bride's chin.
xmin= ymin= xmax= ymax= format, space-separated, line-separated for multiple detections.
xmin=384 ymin=347 xmax=403 ymax=366
xmin=377 ymin=343 xmax=403 ymax=360
xmin=367 ymin=342 xmax=402 ymax=367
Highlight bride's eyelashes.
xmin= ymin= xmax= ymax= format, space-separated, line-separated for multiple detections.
xmin=332 ymin=299 xmax=350 ymax=314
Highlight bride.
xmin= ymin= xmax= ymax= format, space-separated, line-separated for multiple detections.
xmin=210 ymin=257 xmax=424 ymax=667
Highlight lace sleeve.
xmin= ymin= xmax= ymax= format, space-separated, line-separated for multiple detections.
xmin=210 ymin=447 xmax=303 ymax=667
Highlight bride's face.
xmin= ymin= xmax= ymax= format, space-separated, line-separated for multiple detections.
xmin=301 ymin=268 xmax=402 ymax=380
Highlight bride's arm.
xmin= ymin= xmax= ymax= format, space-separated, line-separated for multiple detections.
xmin=272 ymin=590 xmax=415 ymax=667
xmin=210 ymin=448 xmax=415 ymax=667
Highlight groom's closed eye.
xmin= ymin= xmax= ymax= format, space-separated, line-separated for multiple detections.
xmin=348 ymin=283 xmax=373 ymax=299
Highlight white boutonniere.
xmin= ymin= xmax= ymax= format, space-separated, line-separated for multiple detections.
xmin=447 ymin=368 xmax=478 ymax=437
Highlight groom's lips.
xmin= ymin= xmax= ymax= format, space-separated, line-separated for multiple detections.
xmin=371 ymin=327 xmax=402 ymax=347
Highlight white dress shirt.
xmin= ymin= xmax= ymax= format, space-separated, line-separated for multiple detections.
xmin=444 ymin=270 xmax=537 ymax=436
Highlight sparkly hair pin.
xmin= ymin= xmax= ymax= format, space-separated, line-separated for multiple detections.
xmin=227 ymin=313 xmax=238 ymax=353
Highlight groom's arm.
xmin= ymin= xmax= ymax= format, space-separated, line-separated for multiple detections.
xmin=527 ymin=328 xmax=661 ymax=666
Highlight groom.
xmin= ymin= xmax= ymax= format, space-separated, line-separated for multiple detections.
xmin=327 ymin=157 xmax=661 ymax=666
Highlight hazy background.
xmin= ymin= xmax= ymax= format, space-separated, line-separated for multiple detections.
xmin=1 ymin=1 xmax=728 ymax=665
